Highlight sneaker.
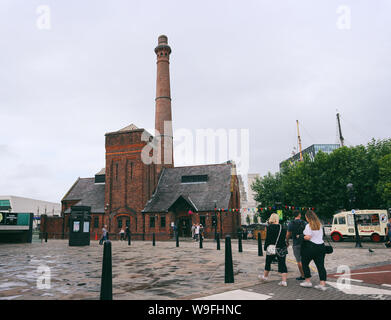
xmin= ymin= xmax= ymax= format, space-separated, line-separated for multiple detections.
xmin=300 ymin=281 xmax=312 ymax=288
xmin=258 ymin=275 xmax=268 ymax=282
xmin=314 ymin=284 xmax=327 ymax=291
xmin=278 ymin=281 xmax=287 ymax=287
xmin=296 ymin=276 xmax=305 ymax=281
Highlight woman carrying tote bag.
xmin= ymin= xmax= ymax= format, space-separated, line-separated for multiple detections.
xmin=258 ymin=213 xmax=288 ymax=287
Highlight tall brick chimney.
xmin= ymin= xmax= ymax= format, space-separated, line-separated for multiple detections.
xmin=154 ymin=35 xmax=174 ymax=176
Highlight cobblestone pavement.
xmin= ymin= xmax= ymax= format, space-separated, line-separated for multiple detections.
xmin=0 ymin=239 xmax=390 ymax=300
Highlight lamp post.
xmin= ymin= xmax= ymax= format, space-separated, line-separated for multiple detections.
xmin=347 ymin=183 xmax=362 ymax=248
xmin=214 ymin=201 xmax=217 ymax=241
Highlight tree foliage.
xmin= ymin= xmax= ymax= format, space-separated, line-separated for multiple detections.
xmin=251 ymin=139 xmax=391 ymax=221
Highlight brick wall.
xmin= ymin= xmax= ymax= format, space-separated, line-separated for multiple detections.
xmin=104 ymin=129 xmax=158 ymax=236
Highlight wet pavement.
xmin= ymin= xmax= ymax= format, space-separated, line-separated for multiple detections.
xmin=0 ymin=239 xmax=390 ymax=300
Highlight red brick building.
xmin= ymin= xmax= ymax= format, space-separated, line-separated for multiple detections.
xmin=44 ymin=35 xmax=241 ymax=240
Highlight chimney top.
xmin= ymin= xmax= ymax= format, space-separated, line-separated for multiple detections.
xmin=158 ymin=35 xmax=168 ymax=45
xmin=155 ymin=35 xmax=171 ymax=55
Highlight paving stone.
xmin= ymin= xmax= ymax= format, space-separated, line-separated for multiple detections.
xmin=0 ymin=239 xmax=390 ymax=300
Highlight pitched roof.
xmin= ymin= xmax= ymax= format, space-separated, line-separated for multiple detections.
xmin=95 ymin=168 xmax=105 ymax=176
xmin=63 ymin=178 xmax=105 ymax=214
xmin=143 ymin=163 xmax=233 ymax=213
xmin=118 ymin=124 xmax=139 ymax=132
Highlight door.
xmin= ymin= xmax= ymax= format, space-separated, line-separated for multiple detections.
xmin=178 ymin=217 xmax=191 ymax=237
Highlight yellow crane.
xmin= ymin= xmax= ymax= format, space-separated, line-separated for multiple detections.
xmin=296 ymin=120 xmax=303 ymax=161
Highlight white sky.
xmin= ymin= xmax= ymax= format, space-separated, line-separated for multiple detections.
xmin=0 ymin=0 xmax=390 ymax=203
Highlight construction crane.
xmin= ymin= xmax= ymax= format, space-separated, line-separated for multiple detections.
xmin=296 ymin=120 xmax=303 ymax=161
xmin=336 ymin=112 xmax=345 ymax=147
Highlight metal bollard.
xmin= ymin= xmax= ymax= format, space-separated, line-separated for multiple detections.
xmin=128 ymin=233 xmax=131 ymax=246
xmin=199 ymin=234 xmax=203 ymax=249
xmin=100 ymin=240 xmax=113 ymax=300
xmin=176 ymin=232 xmax=179 ymax=247
xmin=258 ymin=232 xmax=263 ymax=256
xmin=225 ymin=235 xmax=234 ymax=283
xmin=45 ymin=232 xmax=48 ymax=243
xmin=238 ymin=232 xmax=243 ymax=253
xmin=153 ymin=233 xmax=156 ymax=246
xmin=217 ymin=233 xmax=220 ymax=250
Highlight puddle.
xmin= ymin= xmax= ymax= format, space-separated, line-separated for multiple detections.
xmin=0 ymin=295 xmax=23 ymax=300
xmin=0 ymin=282 xmax=29 ymax=289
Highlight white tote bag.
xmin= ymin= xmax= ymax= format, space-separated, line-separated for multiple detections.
xmin=266 ymin=225 xmax=281 ymax=256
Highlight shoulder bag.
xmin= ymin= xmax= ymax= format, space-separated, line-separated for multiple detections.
xmin=323 ymin=226 xmax=333 ymax=254
xmin=266 ymin=225 xmax=281 ymax=256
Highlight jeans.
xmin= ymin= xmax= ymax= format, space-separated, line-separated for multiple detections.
xmin=301 ymin=242 xmax=327 ymax=281
xmin=265 ymin=254 xmax=287 ymax=273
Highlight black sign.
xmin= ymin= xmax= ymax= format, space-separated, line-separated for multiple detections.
xmin=6 ymin=213 xmax=18 ymax=225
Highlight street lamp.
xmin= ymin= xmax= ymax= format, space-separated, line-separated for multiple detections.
xmin=347 ymin=183 xmax=362 ymax=248
xmin=213 ymin=201 xmax=217 ymax=241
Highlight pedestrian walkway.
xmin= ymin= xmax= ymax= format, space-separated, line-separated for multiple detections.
xmin=196 ymin=276 xmax=391 ymax=300
xmin=0 ymin=239 xmax=390 ymax=300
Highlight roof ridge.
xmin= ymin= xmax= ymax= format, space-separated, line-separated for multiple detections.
xmin=166 ymin=163 xmax=231 ymax=169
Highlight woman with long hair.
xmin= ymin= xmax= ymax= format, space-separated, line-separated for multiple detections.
xmin=259 ymin=213 xmax=288 ymax=287
xmin=299 ymin=210 xmax=328 ymax=291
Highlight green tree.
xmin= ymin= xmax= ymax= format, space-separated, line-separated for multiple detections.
xmin=252 ymin=138 xmax=391 ymax=222
xmin=377 ymin=153 xmax=391 ymax=208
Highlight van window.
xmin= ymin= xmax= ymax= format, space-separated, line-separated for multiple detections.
xmin=338 ymin=217 xmax=346 ymax=225
xmin=333 ymin=217 xmax=338 ymax=225
xmin=356 ymin=214 xmax=371 ymax=226
xmin=371 ymin=214 xmax=380 ymax=225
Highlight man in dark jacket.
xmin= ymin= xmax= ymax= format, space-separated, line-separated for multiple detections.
xmin=125 ymin=226 xmax=130 ymax=241
xmin=286 ymin=211 xmax=307 ymax=280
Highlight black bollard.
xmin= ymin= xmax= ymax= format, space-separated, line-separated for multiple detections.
xmin=238 ymin=232 xmax=243 ymax=253
xmin=199 ymin=234 xmax=203 ymax=248
xmin=128 ymin=233 xmax=131 ymax=246
xmin=225 ymin=235 xmax=234 ymax=283
xmin=176 ymin=232 xmax=179 ymax=247
xmin=100 ymin=240 xmax=113 ymax=300
xmin=153 ymin=233 xmax=156 ymax=246
xmin=258 ymin=232 xmax=263 ymax=256
xmin=217 ymin=233 xmax=220 ymax=250
xmin=45 ymin=232 xmax=48 ymax=243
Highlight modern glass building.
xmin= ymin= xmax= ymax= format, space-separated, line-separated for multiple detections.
xmin=279 ymin=144 xmax=340 ymax=170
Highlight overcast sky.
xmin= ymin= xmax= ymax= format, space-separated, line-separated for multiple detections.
xmin=0 ymin=0 xmax=390 ymax=203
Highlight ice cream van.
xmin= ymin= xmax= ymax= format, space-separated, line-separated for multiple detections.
xmin=330 ymin=209 xmax=389 ymax=242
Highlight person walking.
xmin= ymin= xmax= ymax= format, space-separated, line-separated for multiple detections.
xmin=385 ymin=217 xmax=391 ymax=248
xmin=125 ymin=226 xmax=130 ymax=242
xmin=191 ymin=224 xmax=196 ymax=240
xmin=286 ymin=210 xmax=307 ymax=280
xmin=195 ymin=223 xmax=200 ymax=242
xmin=299 ymin=210 xmax=328 ymax=291
xmin=119 ymin=228 xmax=125 ymax=241
xmin=258 ymin=213 xmax=288 ymax=287
xmin=100 ymin=225 xmax=108 ymax=244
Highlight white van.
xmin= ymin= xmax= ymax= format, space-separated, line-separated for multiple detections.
xmin=330 ymin=209 xmax=389 ymax=242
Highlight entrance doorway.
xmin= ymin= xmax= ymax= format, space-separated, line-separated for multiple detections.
xmin=178 ymin=217 xmax=191 ymax=237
